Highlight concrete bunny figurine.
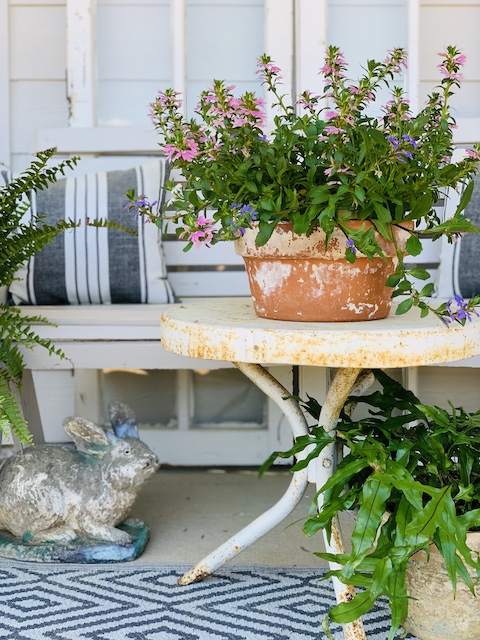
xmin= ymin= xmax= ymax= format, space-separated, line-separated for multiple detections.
xmin=0 ymin=402 xmax=159 ymax=545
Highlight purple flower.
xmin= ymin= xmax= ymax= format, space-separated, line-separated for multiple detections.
xmin=402 ymin=134 xmax=417 ymax=149
xmin=388 ymin=135 xmax=399 ymax=150
xmin=346 ymin=238 xmax=357 ymax=254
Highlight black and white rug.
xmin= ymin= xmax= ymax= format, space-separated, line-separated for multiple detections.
xmin=0 ymin=563 xmax=419 ymax=639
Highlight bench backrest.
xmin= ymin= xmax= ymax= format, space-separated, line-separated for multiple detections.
xmin=162 ymin=168 xmax=250 ymax=297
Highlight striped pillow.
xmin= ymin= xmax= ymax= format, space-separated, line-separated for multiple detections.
xmin=9 ymin=161 xmax=175 ymax=305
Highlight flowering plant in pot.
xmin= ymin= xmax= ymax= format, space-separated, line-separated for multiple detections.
xmin=129 ymin=45 xmax=480 ymax=322
xmin=261 ymin=370 xmax=480 ymax=640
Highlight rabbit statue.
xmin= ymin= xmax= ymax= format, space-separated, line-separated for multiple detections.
xmin=0 ymin=402 xmax=159 ymax=545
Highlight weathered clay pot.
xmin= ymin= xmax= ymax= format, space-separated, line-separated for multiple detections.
xmin=404 ymin=533 xmax=480 ymax=640
xmin=234 ymin=220 xmax=411 ymax=322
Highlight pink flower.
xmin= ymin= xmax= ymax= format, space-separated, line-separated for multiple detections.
xmin=179 ymin=216 xmax=215 ymax=248
xmin=325 ymin=110 xmax=339 ymax=120
xmin=466 ymin=148 xmax=480 ymax=161
xmin=164 ymin=139 xmax=200 ymax=162
xmin=324 ymin=125 xmax=343 ymax=135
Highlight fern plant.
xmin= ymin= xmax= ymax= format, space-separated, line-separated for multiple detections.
xmin=1 ymin=149 xmax=84 ymax=444
xmin=262 ymin=371 xmax=480 ymax=639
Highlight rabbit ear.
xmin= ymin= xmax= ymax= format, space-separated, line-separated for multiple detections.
xmin=63 ymin=417 xmax=111 ymax=456
xmin=108 ymin=401 xmax=139 ymax=440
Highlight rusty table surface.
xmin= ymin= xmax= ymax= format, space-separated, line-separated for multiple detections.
xmin=160 ymin=297 xmax=480 ymax=369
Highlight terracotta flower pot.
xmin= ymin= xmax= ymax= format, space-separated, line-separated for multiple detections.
xmin=234 ymin=221 xmax=411 ymax=322
xmin=404 ymin=533 xmax=480 ymax=640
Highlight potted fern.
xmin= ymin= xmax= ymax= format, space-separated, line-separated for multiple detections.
xmin=262 ymin=370 xmax=480 ymax=640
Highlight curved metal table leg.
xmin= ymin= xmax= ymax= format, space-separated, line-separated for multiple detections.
xmin=178 ymin=362 xmax=310 ymax=585
xmin=313 ymin=367 xmax=367 ymax=640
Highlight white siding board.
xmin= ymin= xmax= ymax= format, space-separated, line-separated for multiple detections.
xmin=419 ymin=81 xmax=480 ymax=119
xmin=36 ymin=126 xmax=158 ymax=153
xmin=97 ymin=80 xmax=166 ymax=127
xmin=96 ymin=5 xmax=172 ymax=80
xmin=10 ymin=6 xmax=66 ymax=79
xmin=295 ymin=0 xmax=327 ymax=98
xmin=264 ymin=0 xmax=293 ymax=126
xmin=184 ymin=2 xmax=264 ymax=116
xmin=11 ymin=81 xmax=68 ymax=153
xmin=99 ymin=0 xmax=168 ymax=5
xmin=328 ymin=5 xmax=406 ymax=69
xmin=0 ymin=0 xmax=10 ymax=161
xmin=417 ymin=367 xmax=480 ymax=413
xmin=10 ymin=0 xmax=64 ymax=4
xmin=186 ymin=5 xmax=264 ymax=81
xmin=421 ymin=0 xmax=479 ymax=5
xmin=419 ymin=6 xmax=480 ymax=80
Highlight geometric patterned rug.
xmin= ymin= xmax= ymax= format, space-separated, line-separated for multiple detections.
xmin=0 ymin=563 xmax=420 ymax=639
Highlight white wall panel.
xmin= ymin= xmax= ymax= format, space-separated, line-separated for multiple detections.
xmin=418 ymin=4 xmax=480 ymax=121
xmin=11 ymin=81 xmax=68 ymax=153
xmin=10 ymin=6 xmax=66 ymax=79
xmin=185 ymin=1 xmax=264 ymax=116
xmin=417 ymin=367 xmax=480 ymax=413
xmin=328 ymin=3 xmax=406 ymax=75
xmin=419 ymin=6 xmax=480 ymax=79
xmin=0 ymin=0 xmax=10 ymax=161
xmin=96 ymin=5 xmax=172 ymax=80
xmin=97 ymin=80 xmax=168 ymax=126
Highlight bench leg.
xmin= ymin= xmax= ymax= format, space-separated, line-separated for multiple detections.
xmin=178 ymin=362 xmax=310 ymax=585
xmin=18 ymin=370 xmax=76 ymax=445
xmin=13 ymin=370 xmax=45 ymax=445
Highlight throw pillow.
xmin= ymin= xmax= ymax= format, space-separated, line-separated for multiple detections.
xmin=9 ymin=161 xmax=175 ymax=305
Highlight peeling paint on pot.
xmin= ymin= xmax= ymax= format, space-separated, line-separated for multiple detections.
xmin=235 ymin=221 xmax=410 ymax=322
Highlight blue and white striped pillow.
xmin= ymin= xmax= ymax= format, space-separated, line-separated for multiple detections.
xmin=9 ymin=161 xmax=175 ymax=305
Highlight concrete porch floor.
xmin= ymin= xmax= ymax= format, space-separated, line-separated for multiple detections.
xmin=129 ymin=468 xmax=355 ymax=567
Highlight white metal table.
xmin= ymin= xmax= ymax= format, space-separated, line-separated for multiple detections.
xmin=160 ymin=297 xmax=480 ymax=640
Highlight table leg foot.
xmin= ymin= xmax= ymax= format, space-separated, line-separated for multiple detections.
xmin=178 ymin=464 xmax=309 ymax=585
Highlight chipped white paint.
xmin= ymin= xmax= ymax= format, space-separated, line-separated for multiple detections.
xmin=253 ymin=261 xmax=292 ymax=296
xmin=160 ymin=298 xmax=480 ymax=369
xmin=66 ymin=0 xmax=96 ymax=127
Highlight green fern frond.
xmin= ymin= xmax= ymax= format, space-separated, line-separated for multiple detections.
xmin=0 ymin=375 xmax=33 ymax=446
xmin=0 ymin=148 xmax=133 ymax=445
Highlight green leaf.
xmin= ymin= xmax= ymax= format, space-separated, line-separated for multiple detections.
xmin=456 ymin=179 xmax=474 ymax=215
xmin=411 ymin=193 xmax=433 ymax=218
xmin=344 ymin=477 xmax=392 ymax=575
xmin=373 ymin=201 xmax=392 ymax=222
xmin=395 ymin=298 xmax=414 ymax=315
xmin=405 ymin=234 xmax=423 ymax=257
xmin=407 ymin=267 xmax=430 ymax=280
xmin=387 ymin=564 xmax=409 ymax=640
xmin=329 ymin=591 xmax=376 ymax=624
xmin=419 ymin=282 xmax=435 ymax=297
xmin=385 ymin=272 xmax=402 ymax=287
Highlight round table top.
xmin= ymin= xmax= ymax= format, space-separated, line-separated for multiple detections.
xmin=160 ymin=298 xmax=480 ymax=369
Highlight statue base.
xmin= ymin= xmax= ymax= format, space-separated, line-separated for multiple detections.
xmin=0 ymin=521 xmax=149 ymax=563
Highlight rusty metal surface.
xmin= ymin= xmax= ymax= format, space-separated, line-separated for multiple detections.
xmin=313 ymin=368 xmax=367 ymax=640
xmin=160 ymin=298 xmax=480 ymax=369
